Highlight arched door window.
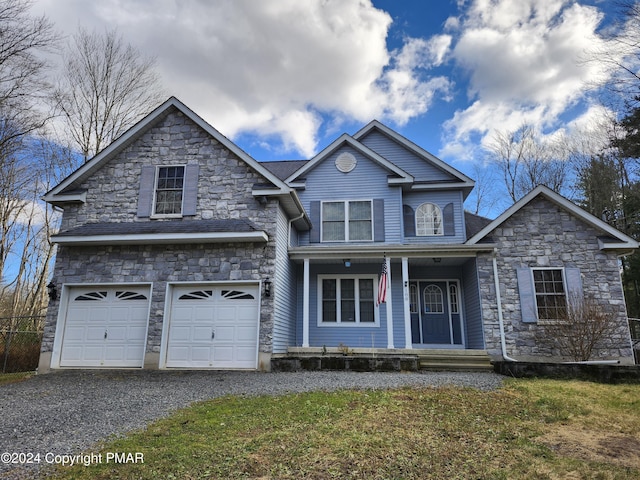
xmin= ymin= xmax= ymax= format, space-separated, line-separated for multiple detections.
xmin=423 ymin=285 xmax=444 ymax=313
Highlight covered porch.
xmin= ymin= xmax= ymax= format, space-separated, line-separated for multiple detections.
xmin=288 ymin=244 xmax=495 ymax=353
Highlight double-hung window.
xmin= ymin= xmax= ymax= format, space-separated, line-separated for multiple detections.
xmin=533 ymin=268 xmax=567 ymax=320
xmin=154 ymin=166 xmax=185 ymax=216
xmin=319 ymin=276 xmax=378 ymax=325
xmin=321 ymin=200 xmax=372 ymax=242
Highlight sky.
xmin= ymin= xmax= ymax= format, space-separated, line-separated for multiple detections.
xmin=30 ymin=0 xmax=626 ymax=210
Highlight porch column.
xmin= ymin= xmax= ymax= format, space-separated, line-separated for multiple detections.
xmin=385 ymin=256 xmax=394 ymax=349
xmin=402 ymin=257 xmax=412 ymax=349
xmin=302 ymin=258 xmax=310 ymax=348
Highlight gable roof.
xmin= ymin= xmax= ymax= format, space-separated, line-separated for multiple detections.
xmin=284 ymin=133 xmax=414 ymax=186
xmin=261 ymin=160 xmax=310 ymax=181
xmin=44 ymin=96 xmax=292 ymax=201
xmin=43 ymin=97 xmax=311 ymax=229
xmin=466 ymin=185 xmax=639 ymax=252
xmin=354 ymin=120 xmax=475 ymax=196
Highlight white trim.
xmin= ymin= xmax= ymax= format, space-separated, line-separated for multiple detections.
xmin=530 ymin=267 xmax=568 ymax=321
xmin=467 ymin=185 xmax=639 ymax=250
xmin=285 ymin=134 xmax=413 ymax=185
xmin=353 ymin=120 xmax=475 ymax=191
xmin=402 ymin=257 xmax=412 ymax=349
xmin=288 ymin=243 xmax=495 ymax=261
xmin=410 ymin=279 xmax=464 ymax=347
xmin=160 ymin=281 xmax=261 ymax=370
xmin=385 ymin=256 xmax=394 ymax=349
xmin=151 ymin=164 xmax=186 ymax=217
xmin=302 ymin=259 xmax=310 ymax=347
xmin=320 ymin=199 xmax=374 ymax=243
xmin=415 ymin=202 xmax=444 ymax=237
xmin=51 ymin=231 xmax=269 ymax=246
xmin=317 ymin=274 xmax=380 ymax=327
xmin=50 ymin=282 xmax=153 ymax=369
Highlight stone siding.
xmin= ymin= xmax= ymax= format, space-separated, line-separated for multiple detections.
xmin=43 ymin=107 xmax=279 ymax=364
xmin=478 ymin=197 xmax=634 ymax=363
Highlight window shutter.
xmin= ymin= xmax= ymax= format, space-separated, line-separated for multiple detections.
xmin=137 ymin=165 xmax=156 ymax=218
xmin=373 ymin=199 xmax=385 ymax=242
xmin=516 ymin=267 xmax=537 ymax=323
xmin=403 ymin=205 xmax=415 ymax=237
xmin=443 ymin=203 xmax=455 ymax=236
xmin=182 ymin=164 xmax=199 ymax=216
xmin=309 ymin=201 xmax=320 ymax=243
xmin=565 ymin=267 xmax=583 ymax=307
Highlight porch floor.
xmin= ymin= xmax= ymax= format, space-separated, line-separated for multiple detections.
xmin=274 ymin=347 xmax=493 ymax=372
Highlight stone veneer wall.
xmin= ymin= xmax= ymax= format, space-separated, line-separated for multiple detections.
xmin=477 ymin=197 xmax=635 ymax=363
xmin=42 ymin=107 xmax=279 ymax=364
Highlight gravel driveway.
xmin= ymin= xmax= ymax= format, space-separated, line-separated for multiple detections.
xmin=1 ymin=370 xmax=504 ymax=479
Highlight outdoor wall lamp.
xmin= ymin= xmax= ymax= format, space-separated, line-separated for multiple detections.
xmin=47 ymin=281 xmax=58 ymax=301
xmin=264 ymin=277 xmax=272 ymax=297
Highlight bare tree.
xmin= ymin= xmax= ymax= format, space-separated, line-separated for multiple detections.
xmin=540 ymin=295 xmax=622 ymax=362
xmin=0 ymin=0 xmax=60 ymax=320
xmin=53 ymin=27 xmax=165 ymax=161
xmin=487 ymin=124 xmax=569 ymax=202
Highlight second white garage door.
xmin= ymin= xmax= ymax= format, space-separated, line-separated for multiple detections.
xmin=165 ymin=284 xmax=260 ymax=369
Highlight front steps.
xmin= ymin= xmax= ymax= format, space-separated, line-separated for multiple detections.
xmin=416 ymin=349 xmax=493 ymax=372
xmin=272 ymin=348 xmax=493 ymax=373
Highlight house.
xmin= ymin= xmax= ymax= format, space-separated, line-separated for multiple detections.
xmin=38 ymin=97 xmax=638 ymax=372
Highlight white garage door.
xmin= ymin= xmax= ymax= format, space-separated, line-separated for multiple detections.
xmin=166 ymin=284 xmax=260 ymax=369
xmin=60 ymin=286 xmax=150 ymax=367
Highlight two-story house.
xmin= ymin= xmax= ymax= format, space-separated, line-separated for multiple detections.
xmin=38 ymin=97 xmax=638 ymax=372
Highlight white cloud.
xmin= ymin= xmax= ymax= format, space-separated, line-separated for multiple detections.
xmin=441 ymin=0 xmax=614 ymax=160
xmin=33 ymin=0 xmax=452 ymax=157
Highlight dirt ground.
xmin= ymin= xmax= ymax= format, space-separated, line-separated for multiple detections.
xmin=540 ymin=425 xmax=640 ymax=469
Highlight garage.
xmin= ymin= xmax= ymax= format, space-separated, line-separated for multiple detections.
xmin=165 ymin=284 xmax=260 ymax=369
xmin=60 ymin=286 xmax=150 ymax=367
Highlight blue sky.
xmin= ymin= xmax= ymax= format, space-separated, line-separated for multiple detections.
xmin=32 ymin=0 xmax=626 ymax=214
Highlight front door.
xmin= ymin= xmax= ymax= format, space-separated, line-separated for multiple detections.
xmin=420 ymin=282 xmax=450 ymax=344
xmin=411 ymin=281 xmax=463 ymax=345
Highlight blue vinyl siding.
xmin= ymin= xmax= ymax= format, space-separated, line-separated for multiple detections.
xmin=359 ymin=130 xmax=455 ymax=182
xmin=296 ymin=262 xmax=390 ymax=348
xmin=402 ymin=191 xmax=466 ymax=244
xmin=297 ymin=146 xmax=403 ymax=246
xmin=272 ymin=206 xmax=296 ymax=353
xmin=462 ymin=258 xmax=485 ymax=349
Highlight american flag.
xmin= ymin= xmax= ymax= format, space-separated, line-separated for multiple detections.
xmin=377 ymin=259 xmax=388 ymax=306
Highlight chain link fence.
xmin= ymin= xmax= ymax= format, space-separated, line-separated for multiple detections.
xmin=1 ymin=316 xmax=45 ymax=373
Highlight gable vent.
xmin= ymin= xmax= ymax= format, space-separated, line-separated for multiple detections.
xmin=335 ymin=152 xmax=357 ymax=173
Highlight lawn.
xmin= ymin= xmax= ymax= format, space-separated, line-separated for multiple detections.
xmin=48 ymin=378 xmax=640 ymax=479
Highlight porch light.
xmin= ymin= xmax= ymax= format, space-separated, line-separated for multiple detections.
xmin=344 ymin=259 xmax=351 ymax=268
xmin=47 ymin=280 xmax=58 ymax=301
xmin=264 ymin=277 xmax=272 ymax=297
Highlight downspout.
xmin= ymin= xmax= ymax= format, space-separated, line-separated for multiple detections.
xmin=288 ymin=212 xmax=305 ymax=248
xmin=492 ymin=249 xmax=518 ymax=362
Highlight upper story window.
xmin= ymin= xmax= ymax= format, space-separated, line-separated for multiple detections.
xmin=154 ymin=166 xmax=185 ymax=216
xmin=416 ymin=202 xmax=443 ymax=236
xmin=532 ymin=268 xmax=567 ymax=319
xmin=322 ymin=200 xmax=372 ymax=242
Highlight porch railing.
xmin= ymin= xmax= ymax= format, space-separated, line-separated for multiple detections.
xmin=0 ymin=316 xmax=45 ymax=373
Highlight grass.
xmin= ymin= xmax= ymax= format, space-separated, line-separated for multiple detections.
xmin=0 ymin=371 xmax=34 ymax=384
xmin=45 ymin=378 xmax=640 ymax=479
